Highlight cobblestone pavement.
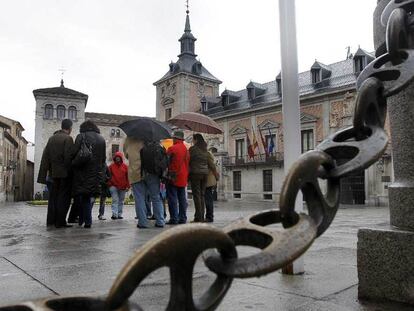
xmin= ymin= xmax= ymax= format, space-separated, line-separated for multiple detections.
xmin=0 ymin=201 xmax=412 ymax=310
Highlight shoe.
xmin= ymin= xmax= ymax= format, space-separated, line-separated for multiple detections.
xmin=98 ymin=215 xmax=106 ymax=220
xmin=190 ymin=220 xmax=202 ymax=223
xmin=205 ymin=219 xmax=214 ymax=223
xmin=150 ymin=215 xmax=156 ymax=220
xmin=146 ymin=214 xmax=153 ymax=220
xmin=84 ymin=224 xmax=91 ymax=228
xmin=134 ymin=216 xmax=138 ymax=219
xmin=55 ymin=224 xmax=73 ymax=228
xmin=155 ymin=224 xmax=164 ymax=228
xmin=111 ymin=216 xmax=118 ymax=220
xmin=117 ymin=216 xmax=124 ymax=219
xmin=166 ymin=220 xmax=178 ymax=225
xmin=178 ymin=221 xmax=187 ymax=224
xmin=137 ymin=224 xmax=149 ymax=229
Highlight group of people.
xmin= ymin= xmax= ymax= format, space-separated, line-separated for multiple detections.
xmin=38 ymin=118 xmax=219 ymax=229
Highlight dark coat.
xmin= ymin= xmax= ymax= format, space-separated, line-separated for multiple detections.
xmin=189 ymin=145 xmax=209 ymax=176
xmin=37 ymin=130 xmax=74 ymax=183
xmin=71 ymin=121 xmax=106 ymax=196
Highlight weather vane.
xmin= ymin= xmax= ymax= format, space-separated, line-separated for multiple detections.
xmin=58 ymin=68 xmax=66 ymax=87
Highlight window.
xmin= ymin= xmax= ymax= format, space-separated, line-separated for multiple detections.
xmin=311 ymin=69 xmax=321 ymax=84
xmin=235 ymin=139 xmax=245 ymax=160
xmin=233 ymin=171 xmax=241 ymax=192
xmin=116 ymin=129 xmax=121 ymax=138
xmin=301 ymin=129 xmax=314 ymax=153
xmin=354 ymin=57 xmax=365 ymax=73
xmin=263 ymin=170 xmax=273 ymax=200
xmin=265 ymin=134 xmax=276 ymax=154
xmin=111 ymin=129 xmax=116 ymax=137
xmin=112 ymin=144 xmax=119 ymax=158
xmin=57 ymin=105 xmax=66 ymax=120
xmin=247 ymin=88 xmax=255 ymax=100
xmin=68 ymin=106 xmax=77 ymax=120
xmin=44 ymin=104 xmax=53 ymax=119
xmin=165 ymin=108 xmax=172 ymax=120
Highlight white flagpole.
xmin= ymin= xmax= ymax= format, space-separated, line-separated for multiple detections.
xmin=278 ymin=0 xmax=304 ymax=274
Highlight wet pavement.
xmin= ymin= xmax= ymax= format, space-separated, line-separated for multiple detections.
xmin=0 ymin=201 xmax=412 ymax=310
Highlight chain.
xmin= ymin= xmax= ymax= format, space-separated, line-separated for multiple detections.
xmin=3 ymin=2 xmax=414 ymax=310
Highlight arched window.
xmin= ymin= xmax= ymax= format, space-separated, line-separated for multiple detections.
xmin=116 ymin=129 xmax=121 ymax=138
xmin=68 ymin=106 xmax=77 ymax=120
xmin=111 ymin=129 xmax=116 ymax=137
xmin=57 ymin=105 xmax=66 ymax=120
xmin=44 ymin=104 xmax=53 ymax=119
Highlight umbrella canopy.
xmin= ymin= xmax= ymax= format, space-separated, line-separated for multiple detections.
xmin=161 ymin=138 xmax=191 ymax=150
xmin=119 ymin=117 xmax=171 ymax=141
xmin=168 ymin=112 xmax=223 ymax=134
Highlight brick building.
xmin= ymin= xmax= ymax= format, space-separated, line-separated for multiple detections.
xmin=0 ymin=115 xmax=32 ymax=202
xmin=155 ymin=10 xmax=392 ymax=205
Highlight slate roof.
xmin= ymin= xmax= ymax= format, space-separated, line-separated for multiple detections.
xmin=33 ymin=80 xmax=88 ymax=103
xmin=204 ymin=56 xmax=361 ymax=118
xmin=85 ymin=112 xmax=141 ymax=127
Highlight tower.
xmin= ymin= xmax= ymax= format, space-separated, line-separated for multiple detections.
xmin=154 ymin=7 xmax=221 ymax=122
xmin=33 ymin=80 xmax=88 ymax=195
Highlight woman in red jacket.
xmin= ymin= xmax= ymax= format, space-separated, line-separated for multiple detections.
xmin=108 ymin=152 xmax=129 ymax=219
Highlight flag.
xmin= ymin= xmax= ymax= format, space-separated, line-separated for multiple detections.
xmin=260 ymin=130 xmax=269 ymax=157
xmin=268 ymin=129 xmax=275 ymax=154
xmin=246 ymin=134 xmax=255 ymax=159
xmin=252 ymin=129 xmax=259 ymax=155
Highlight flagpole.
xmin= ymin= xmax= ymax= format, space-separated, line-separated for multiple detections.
xmin=278 ymin=0 xmax=304 ymax=274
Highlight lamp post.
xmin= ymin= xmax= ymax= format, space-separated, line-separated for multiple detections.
xmin=278 ymin=0 xmax=304 ymax=274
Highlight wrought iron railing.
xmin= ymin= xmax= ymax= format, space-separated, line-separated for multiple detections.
xmin=223 ymin=152 xmax=284 ymax=167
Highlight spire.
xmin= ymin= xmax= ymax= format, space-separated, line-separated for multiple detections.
xmin=60 ymin=79 xmax=65 ymax=87
xmin=178 ymin=0 xmax=197 ymax=57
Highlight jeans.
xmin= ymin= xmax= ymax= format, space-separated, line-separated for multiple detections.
xmin=109 ymin=186 xmax=126 ymax=217
xmin=78 ymin=195 xmax=94 ymax=226
xmin=190 ymin=174 xmax=207 ymax=222
xmin=132 ymin=174 xmax=165 ymax=227
xmin=99 ymin=191 xmax=106 ymax=216
xmin=205 ymin=186 xmax=214 ymax=221
xmin=145 ymin=193 xmax=152 ymax=217
xmin=167 ymin=184 xmax=187 ymax=223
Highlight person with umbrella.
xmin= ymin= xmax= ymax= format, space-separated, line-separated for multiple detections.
xmin=120 ymin=117 xmax=170 ymax=229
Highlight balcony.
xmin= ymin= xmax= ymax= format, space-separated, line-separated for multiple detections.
xmin=223 ymin=153 xmax=284 ymax=168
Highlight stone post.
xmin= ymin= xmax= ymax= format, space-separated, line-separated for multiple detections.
xmin=357 ymin=0 xmax=414 ymax=305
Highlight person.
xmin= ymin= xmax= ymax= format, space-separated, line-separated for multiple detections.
xmin=98 ymin=165 xmax=111 ymax=220
xmin=205 ymin=151 xmax=219 ymax=223
xmin=140 ymin=140 xmax=167 ymax=228
xmin=166 ymin=130 xmax=189 ymax=225
xmin=108 ymin=151 xmax=129 ymax=220
xmin=37 ymin=119 xmax=74 ymax=228
xmin=124 ymin=137 xmax=148 ymax=228
xmin=189 ymin=133 xmax=217 ymax=222
xmin=71 ymin=120 xmax=106 ymax=228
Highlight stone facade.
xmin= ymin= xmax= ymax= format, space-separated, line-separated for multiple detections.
xmin=0 ymin=115 xmax=30 ymax=202
xmin=154 ymin=12 xmax=392 ymax=205
xmin=33 ymin=84 xmax=141 ymax=198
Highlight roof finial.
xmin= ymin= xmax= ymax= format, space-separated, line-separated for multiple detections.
xmin=186 ymin=0 xmax=189 ymax=14
xmin=58 ymin=68 xmax=66 ymax=87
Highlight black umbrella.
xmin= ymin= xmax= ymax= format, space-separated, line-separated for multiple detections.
xmin=119 ymin=117 xmax=172 ymax=141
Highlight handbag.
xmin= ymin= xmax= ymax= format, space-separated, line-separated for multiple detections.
xmin=72 ymin=133 xmax=93 ymax=167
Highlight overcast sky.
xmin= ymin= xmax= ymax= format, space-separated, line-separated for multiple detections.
xmin=0 ymin=0 xmax=377 ymax=143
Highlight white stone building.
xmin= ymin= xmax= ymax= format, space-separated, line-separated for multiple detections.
xmin=33 ymin=80 xmax=140 ymax=198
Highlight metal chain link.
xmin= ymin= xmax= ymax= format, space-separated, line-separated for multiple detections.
xmin=3 ymin=2 xmax=414 ymax=310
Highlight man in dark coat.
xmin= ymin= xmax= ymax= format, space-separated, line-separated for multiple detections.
xmin=38 ymin=119 xmax=74 ymax=228
xmin=71 ymin=120 xmax=106 ymax=228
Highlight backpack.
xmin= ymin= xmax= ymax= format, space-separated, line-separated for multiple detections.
xmin=72 ymin=133 xmax=93 ymax=167
xmin=140 ymin=141 xmax=168 ymax=178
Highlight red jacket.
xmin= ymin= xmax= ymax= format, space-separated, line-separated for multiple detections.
xmin=108 ymin=152 xmax=129 ymax=190
xmin=167 ymin=140 xmax=190 ymax=187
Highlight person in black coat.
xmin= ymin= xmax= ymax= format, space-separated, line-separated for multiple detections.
xmin=71 ymin=120 xmax=106 ymax=228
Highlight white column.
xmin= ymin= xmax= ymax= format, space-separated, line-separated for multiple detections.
xmin=279 ymin=0 xmax=304 ymax=274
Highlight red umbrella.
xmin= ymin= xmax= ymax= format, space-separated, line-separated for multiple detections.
xmin=168 ymin=112 xmax=223 ymax=134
